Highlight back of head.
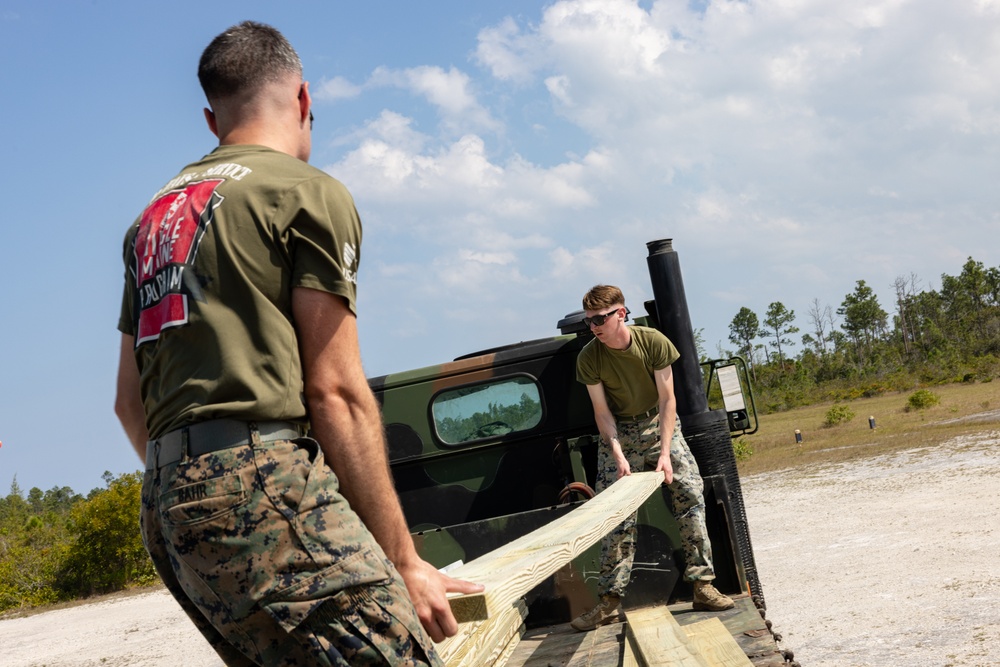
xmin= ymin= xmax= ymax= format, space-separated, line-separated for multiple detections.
xmin=198 ymin=21 xmax=302 ymax=106
xmin=583 ymin=284 xmax=625 ymax=311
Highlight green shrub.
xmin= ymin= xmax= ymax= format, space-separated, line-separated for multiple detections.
xmin=823 ymin=404 xmax=855 ymax=427
xmin=733 ymin=437 xmax=753 ymax=461
xmin=59 ymin=472 xmax=155 ymax=597
xmin=906 ymin=389 xmax=940 ymax=412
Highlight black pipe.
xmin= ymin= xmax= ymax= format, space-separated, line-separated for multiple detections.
xmin=645 ymin=238 xmax=764 ymax=603
xmin=645 ymin=239 xmax=708 ymax=418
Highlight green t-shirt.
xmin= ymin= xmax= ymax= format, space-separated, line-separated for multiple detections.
xmin=118 ymin=144 xmax=362 ymax=438
xmin=576 ymin=325 xmax=680 ymax=417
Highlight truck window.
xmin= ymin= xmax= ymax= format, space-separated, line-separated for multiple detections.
xmin=431 ymin=375 xmax=543 ymax=445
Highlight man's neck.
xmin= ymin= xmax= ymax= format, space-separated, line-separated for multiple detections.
xmin=603 ymin=324 xmax=632 ymax=351
xmin=217 ymin=124 xmax=300 ymax=159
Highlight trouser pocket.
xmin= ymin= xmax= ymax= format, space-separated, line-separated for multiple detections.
xmin=261 ymin=546 xmax=438 ymax=667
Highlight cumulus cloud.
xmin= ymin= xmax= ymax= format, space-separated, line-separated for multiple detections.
xmin=475 ymin=16 xmax=542 ymax=84
xmin=313 ymin=76 xmax=362 ymax=101
xmin=335 ymin=0 xmax=1000 ymax=370
xmin=363 ymin=65 xmax=501 ymax=133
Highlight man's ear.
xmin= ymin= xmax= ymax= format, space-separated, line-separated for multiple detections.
xmin=204 ymin=107 xmax=219 ymax=138
xmin=298 ymin=81 xmax=311 ymax=126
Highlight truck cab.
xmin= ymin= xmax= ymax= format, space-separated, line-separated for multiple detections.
xmin=369 ymin=239 xmax=786 ymax=664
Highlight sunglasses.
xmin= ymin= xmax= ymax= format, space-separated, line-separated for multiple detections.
xmin=583 ymin=307 xmax=629 ymax=328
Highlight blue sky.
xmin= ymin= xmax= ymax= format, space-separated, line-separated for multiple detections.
xmin=2 ymin=0 xmax=999 ymax=497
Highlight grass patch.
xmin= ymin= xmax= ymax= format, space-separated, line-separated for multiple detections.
xmin=737 ymin=381 xmax=1000 ymax=476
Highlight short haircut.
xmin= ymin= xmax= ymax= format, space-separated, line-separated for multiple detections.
xmin=582 ymin=285 xmax=625 ymax=311
xmin=198 ymin=21 xmax=302 ymax=104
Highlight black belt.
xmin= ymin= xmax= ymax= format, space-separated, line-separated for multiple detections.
xmin=145 ymin=419 xmax=303 ymax=470
xmin=617 ymin=405 xmax=659 ymax=423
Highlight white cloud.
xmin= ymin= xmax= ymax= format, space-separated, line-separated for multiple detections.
xmin=475 ymin=16 xmax=541 ymax=84
xmin=366 ymin=65 xmax=500 ymax=133
xmin=313 ymin=76 xmax=362 ymax=101
xmin=340 ymin=0 xmax=1000 ymax=369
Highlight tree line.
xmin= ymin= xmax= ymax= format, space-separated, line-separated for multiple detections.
xmin=3 ymin=255 xmax=997 ymax=614
xmin=0 ymin=472 xmax=155 ymax=614
xmin=722 ymin=256 xmax=1000 ymax=411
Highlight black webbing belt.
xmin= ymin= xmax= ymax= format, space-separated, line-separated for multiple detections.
xmin=145 ymin=419 xmax=303 ymax=470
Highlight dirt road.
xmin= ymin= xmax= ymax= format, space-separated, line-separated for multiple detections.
xmin=2 ymin=431 xmax=998 ymax=666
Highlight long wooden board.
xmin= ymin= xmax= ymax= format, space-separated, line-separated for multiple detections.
xmin=437 ymin=599 xmax=527 ymax=667
xmin=682 ymin=617 xmax=755 ymax=667
xmin=445 ymin=471 xmax=665 ymax=623
xmin=624 ymin=606 xmax=709 ymax=667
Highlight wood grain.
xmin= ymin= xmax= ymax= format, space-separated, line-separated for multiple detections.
xmin=625 ymin=606 xmax=709 ymax=667
xmin=682 ymin=617 xmax=755 ymax=667
xmin=446 ymin=471 xmax=665 ymax=623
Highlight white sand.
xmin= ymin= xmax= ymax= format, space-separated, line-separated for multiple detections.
xmin=2 ymin=431 xmax=998 ymax=666
xmin=745 ymin=430 xmax=1000 ymax=667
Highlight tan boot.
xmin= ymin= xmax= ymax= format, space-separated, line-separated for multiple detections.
xmin=692 ymin=581 xmax=735 ymax=611
xmin=570 ymin=594 xmax=622 ymax=631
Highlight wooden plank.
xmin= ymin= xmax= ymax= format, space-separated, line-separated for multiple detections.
xmin=671 ymin=596 xmax=779 ymax=662
xmin=502 ymin=626 xmax=581 ymax=667
xmin=446 ymin=471 xmax=665 ymax=623
xmin=486 ymin=626 xmax=523 ymax=667
xmin=622 ymin=625 xmax=640 ymax=667
xmin=625 ymin=606 xmax=710 ymax=667
xmin=682 ymin=618 xmax=754 ymax=667
xmin=437 ymin=599 xmax=527 ymax=667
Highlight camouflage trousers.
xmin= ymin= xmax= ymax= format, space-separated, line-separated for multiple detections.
xmin=596 ymin=415 xmax=715 ymax=597
xmin=141 ymin=432 xmax=440 ymax=667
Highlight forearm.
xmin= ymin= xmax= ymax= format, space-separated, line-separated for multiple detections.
xmin=596 ymin=412 xmax=622 ymax=453
xmin=292 ymin=287 xmax=481 ymax=641
xmin=658 ymin=395 xmax=677 ymax=447
xmin=308 ymin=388 xmax=417 ymax=569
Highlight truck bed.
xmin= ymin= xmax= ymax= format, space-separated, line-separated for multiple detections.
xmin=505 ymin=595 xmax=787 ymax=666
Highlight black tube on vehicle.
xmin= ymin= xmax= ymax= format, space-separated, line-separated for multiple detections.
xmin=645 ymin=239 xmax=708 ymax=418
xmin=645 ymin=239 xmax=764 ymax=604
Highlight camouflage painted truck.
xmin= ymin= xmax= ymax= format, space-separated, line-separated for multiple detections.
xmin=369 ymin=239 xmax=796 ymax=666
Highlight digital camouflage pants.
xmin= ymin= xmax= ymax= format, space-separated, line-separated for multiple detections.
xmin=141 ymin=433 xmax=440 ymax=667
xmin=596 ymin=415 xmax=715 ymax=598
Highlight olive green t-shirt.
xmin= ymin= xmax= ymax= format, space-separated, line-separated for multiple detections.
xmin=576 ymin=325 xmax=680 ymax=418
xmin=118 ymin=144 xmax=362 ymax=438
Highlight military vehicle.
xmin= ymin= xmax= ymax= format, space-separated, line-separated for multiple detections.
xmin=369 ymin=239 xmax=794 ymax=665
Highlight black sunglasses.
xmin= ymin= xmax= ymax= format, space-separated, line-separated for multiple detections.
xmin=309 ymin=111 xmax=314 ymax=130
xmin=583 ymin=307 xmax=629 ymax=328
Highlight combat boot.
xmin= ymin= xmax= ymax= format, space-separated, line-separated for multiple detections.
xmin=692 ymin=580 xmax=735 ymax=611
xmin=570 ymin=594 xmax=622 ymax=631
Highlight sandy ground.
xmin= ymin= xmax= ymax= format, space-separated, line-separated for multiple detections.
xmin=1 ymin=431 xmax=998 ymax=666
xmin=745 ymin=429 xmax=1000 ymax=667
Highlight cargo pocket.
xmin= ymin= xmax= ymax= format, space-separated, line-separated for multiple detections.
xmin=261 ymin=545 xmax=436 ymax=666
xmin=160 ymin=474 xmax=248 ymax=526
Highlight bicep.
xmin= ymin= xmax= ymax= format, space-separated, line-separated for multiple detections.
xmin=653 ymin=366 xmax=675 ymax=402
xmin=291 ymin=286 xmax=368 ymax=397
xmin=115 ymin=334 xmax=140 ymax=400
xmin=585 ymin=383 xmax=614 ymax=420
xmin=115 ymin=333 xmax=148 ymax=456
